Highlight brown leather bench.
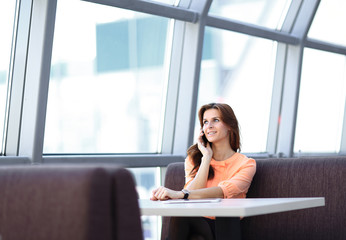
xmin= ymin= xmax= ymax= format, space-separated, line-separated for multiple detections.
xmin=0 ymin=164 xmax=143 ymax=240
xmin=161 ymin=157 xmax=346 ymax=240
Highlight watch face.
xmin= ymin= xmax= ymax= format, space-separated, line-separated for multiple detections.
xmin=182 ymin=189 xmax=189 ymax=199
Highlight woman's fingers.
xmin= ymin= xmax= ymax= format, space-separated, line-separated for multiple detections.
xmin=152 ymin=186 xmax=170 ymax=200
xmin=151 ymin=186 xmax=184 ymax=201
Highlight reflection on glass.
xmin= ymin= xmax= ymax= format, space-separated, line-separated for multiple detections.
xmin=197 ymin=27 xmax=276 ymax=153
xmin=295 ymin=49 xmax=346 ymax=153
xmin=209 ymin=0 xmax=292 ymax=29
xmin=129 ymin=167 xmax=161 ymax=240
xmin=308 ymin=0 xmax=346 ymax=46
xmin=0 ymin=1 xmax=16 ymax=153
xmin=44 ymin=0 xmax=171 ymax=153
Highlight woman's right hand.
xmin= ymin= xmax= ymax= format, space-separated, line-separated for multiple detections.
xmin=184 ymin=131 xmax=213 ymax=190
xmin=150 ymin=186 xmax=183 ymax=201
xmin=197 ymin=130 xmax=213 ymax=160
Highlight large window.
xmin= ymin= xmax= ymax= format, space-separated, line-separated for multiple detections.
xmin=295 ymin=48 xmax=346 ymax=153
xmin=196 ymin=27 xmax=276 ymax=153
xmin=44 ymin=0 xmax=172 ymax=154
xmin=1 ymin=0 xmax=345 ymax=160
xmin=0 ymin=1 xmax=17 ymax=154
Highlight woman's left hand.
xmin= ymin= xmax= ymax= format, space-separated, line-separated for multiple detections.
xmin=150 ymin=186 xmax=182 ymax=201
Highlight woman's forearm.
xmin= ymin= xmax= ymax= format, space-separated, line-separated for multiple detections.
xmin=150 ymin=186 xmax=224 ymax=201
xmin=185 ymin=156 xmax=211 ymax=190
xmin=188 ymin=186 xmax=224 ymax=199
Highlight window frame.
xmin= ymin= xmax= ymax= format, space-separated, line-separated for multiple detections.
xmin=2 ymin=0 xmax=346 ymax=166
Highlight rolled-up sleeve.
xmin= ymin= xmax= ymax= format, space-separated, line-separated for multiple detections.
xmin=218 ymin=158 xmax=256 ymax=198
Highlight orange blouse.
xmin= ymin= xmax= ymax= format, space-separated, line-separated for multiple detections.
xmin=184 ymin=152 xmax=256 ymax=199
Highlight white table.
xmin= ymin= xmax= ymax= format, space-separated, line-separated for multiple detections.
xmin=139 ymin=198 xmax=325 ymax=240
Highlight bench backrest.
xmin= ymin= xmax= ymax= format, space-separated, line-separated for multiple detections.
xmin=162 ymin=157 xmax=346 ymax=240
xmin=0 ymin=164 xmax=143 ymax=240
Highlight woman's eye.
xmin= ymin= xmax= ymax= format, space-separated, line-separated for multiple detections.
xmin=203 ymin=121 xmax=208 ymax=125
xmin=214 ymin=119 xmax=219 ymax=122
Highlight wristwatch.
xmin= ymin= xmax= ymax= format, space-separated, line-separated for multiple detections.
xmin=181 ymin=189 xmax=190 ymax=199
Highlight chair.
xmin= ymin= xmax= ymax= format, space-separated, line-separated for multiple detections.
xmin=0 ymin=164 xmax=143 ymax=240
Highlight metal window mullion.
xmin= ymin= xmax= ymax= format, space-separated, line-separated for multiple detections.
xmin=42 ymin=154 xmax=184 ymax=167
xmin=17 ymin=0 xmax=57 ymax=162
xmin=280 ymin=0 xmax=303 ymax=33
xmin=206 ymin=15 xmax=299 ymax=45
xmin=264 ymin=0 xmax=302 ymax=156
xmin=340 ymin=94 xmax=346 ymax=154
xmin=160 ymin=0 xmax=192 ymax=154
xmin=0 ymin=156 xmax=30 ymax=165
xmin=82 ymin=0 xmax=198 ymax=23
xmin=305 ymin=38 xmax=346 ymax=55
xmin=172 ymin=0 xmax=212 ymax=155
xmin=290 ymin=0 xmax=320 ymax=39
xmin=276 ymin=45 xmax=304 ymax=157
xmin=275 ymin=0 xmax=320 ymax=157
xmin=160 ymin=19 xmax=186 ymax=154
xmin=4 ymin=0 xmax=33 ymax=156
xmin=266 ymin=43 xmax=287 ymax=155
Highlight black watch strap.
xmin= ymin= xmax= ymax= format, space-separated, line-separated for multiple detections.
xmin=181 ymin=189 xmax=190 ymax=199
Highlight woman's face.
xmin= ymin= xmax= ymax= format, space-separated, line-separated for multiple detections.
xmin=202 ymin=109 xmax=230 ymax=144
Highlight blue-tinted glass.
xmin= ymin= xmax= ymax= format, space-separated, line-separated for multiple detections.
xmin=202 ymin=28 xmax=213 ymax=60
xmin=196 ymin=27 xmax=276 ymax=153
xmin=45 ymin=0 xmax=171 ymax=154
xmin=96 ymin=21 xmax=130 ymax=72
xmin=50 ymin=62 xmax=68 ymax=79
xmin=96 ymin=17 xmax=168 ymax=72
xmin=136 ymin=17 xmax=167 ymax=68
xmin=0 ymin=71 xmax=6 ymax=84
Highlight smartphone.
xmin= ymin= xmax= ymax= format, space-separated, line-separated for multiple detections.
xmin=201 ymin=130 xmax=209 ymax=145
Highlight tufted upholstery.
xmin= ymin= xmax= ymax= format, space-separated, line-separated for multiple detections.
xmin=0 ymin=164 xmax=143 ymax=240
xmin=161 ymin=157 xmax=346 ymax=240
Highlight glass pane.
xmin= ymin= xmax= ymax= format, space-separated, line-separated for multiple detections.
xmin=209 ymin=0 xmax=292 ymax=30
xmin=308 ymin=0 xmax=346 ymax=46
xmin=295 ymin=49 xmax=346 ymax=153
xmin=0 ymin=1 xmax=16 ymax=154
xmin=44 ymin=0 xmax=171 ymax=153
xmin=196 ymin=27 xmax=277 ymax=153
xmin=129 ymin=167 xmax=161 ymax=240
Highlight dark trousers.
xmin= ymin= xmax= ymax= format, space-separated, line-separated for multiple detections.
xmin=168 ymin=217 xmax=215 ymax=240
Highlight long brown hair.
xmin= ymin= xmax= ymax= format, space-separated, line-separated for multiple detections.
xmin=186 ymin=103 xmax=241 ymax=179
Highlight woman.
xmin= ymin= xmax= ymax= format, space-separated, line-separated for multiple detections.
xmin=151 ymin=103 xmax=256 ymax=240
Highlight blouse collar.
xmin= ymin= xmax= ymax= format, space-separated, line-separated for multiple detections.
xmin=211 ymin=152 xmax=240 ymax=166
